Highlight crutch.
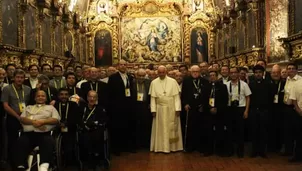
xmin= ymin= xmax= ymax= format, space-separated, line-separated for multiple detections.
xmin=184 ymin=109 xmax=189 ymax=152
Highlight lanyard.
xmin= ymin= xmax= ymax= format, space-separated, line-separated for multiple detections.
xmin=83 ymin=106 xmax=96 ymax=122
xmin=210 ymin=83 xmax=215 ymax=98
xmin=47 ymin=88 xmax=52 ymax=101
xmin=59 ymin=103 xmax=69 ymax=120
xmin=54 ymin=79 xmax=63 ymax=89
xmin=90 ymin=83 xmax=98 ymax=92
xmin=193 ymin=79 xmax=200 ymax=91
xmin=276 ymin=81 xmax=281 ymax=94
xmin=31 ymin=105 xmax=44 ymax=114
xmin=137 ymin=83 xmax=144 ymax=92
xmin=12 ymin=84 xmax=24 ymax=102
xmin=230 ymin=81 xmax=241 ymax=99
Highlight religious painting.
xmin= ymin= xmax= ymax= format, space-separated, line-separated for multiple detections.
xmin=25 ymin=5 xmax=36 ymax=49
xmin=121 ymin=16 xmax=182 ymax=63
xmin=2 ymin=0 xmax=18 ymax=46
xmin=54 ymin=25 xmax=62 ymax=56
xmin=94 ymin=29 xmax=112 ymax=66
xmin=75 ymin=34 xmax=80 ymax=61
xmin=42 ymin=16 xmax=51 ymax=53
xmin=247 ymin=10 xmax=256 ymax=48
xmin=190 ymin=27 xmax=208 ymax=63
xmin=294 ymin=0 xmax=302 ymax=33
xmin=238 ymin=21 xmax=245 ymax=50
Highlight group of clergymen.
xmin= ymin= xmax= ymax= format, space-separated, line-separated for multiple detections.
xmin=0 ymin=58 xmax=302 ymax=167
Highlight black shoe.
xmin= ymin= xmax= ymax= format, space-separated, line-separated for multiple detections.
xmin=113 ymin=152 xmax=121 ymax=156
xmin=259 ymin=153 xmax=268 ymax=159
xmin=289 ymin=157 xmax=302 ymax=163
xmin=250 ymin=152 xmax=258 ymax=158
xmin=204 ymin=152 xmax=213 ymax=157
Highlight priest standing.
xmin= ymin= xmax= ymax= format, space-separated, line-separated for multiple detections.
xmin=149 ymin=65 xmax=183 ymax=153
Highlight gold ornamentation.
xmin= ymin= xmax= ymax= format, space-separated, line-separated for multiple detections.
xmin=229 ymin=57 xmax=237 ymax=67
xmin=292 ymin=45 xmax=302 ymax=59
xmin=237 ymin=55 xmax=247 ymax=66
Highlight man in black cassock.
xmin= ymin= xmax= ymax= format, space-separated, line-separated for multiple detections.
xmin=133 ymin=69 xmax=151 ymax=149
xmin=181 ymin=65 xmax=209 ymax=153
xmin=80 ymin=67 xmax=107 ymax=107
xmin=204 ymin=70 xmax=228 ymax=156
xmin=108 ymin=60 xmax=136 ymax=155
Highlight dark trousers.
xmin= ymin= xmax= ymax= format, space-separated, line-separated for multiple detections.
xmin=61 ymin=132 xmax=77 ymax=165
xmin=135 ymin=102 xmax=152 ymax=149
xmin=230 ymin=107 xmax=246 ymax=157
xmin=203 ymin=112 xmax=225 ymax=155
xmin=184 ymin=109 xmax=202 ymax=152
xmin=250 ymin=108 xmax=269 ymax=155
xmin=110 ymin=109 xmax=136 ymax=154
xmin=294 ymin=115 xmax=302 ymax=159
xmin=284 ymin=105 xmax=299 ymax=154
xmin=13 ymin=132 xmax=54 ymax=168
xmin=6 ymin=115 xmax=22 ymax=163
xmin=79 ymin=129 xmax=104 ymax=162
xmin=268 ymin=104 xmax=284 ymax=152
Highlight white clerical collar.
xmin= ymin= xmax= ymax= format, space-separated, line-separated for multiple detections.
xmin=30 ymin=77 xmax=38 ymax=81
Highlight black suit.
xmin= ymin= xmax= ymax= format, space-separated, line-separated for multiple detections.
xmin=108 ymin=72 xmax=136 ymax=153
xmin=204 ymin=81 xmax=229 ymax=155
xmin=249 ymin=79 xmax=274 ymax=156
xmin=132 ymin=79 xmax=151 ymax=149
xmin=181 ymin=76 xmax=209 ymax=152
xmin=80 ymin=81 xmax=108 ymax=108
xmin=29 ymin=87 xmax=58 ymax=105
xmin=249 ymin=71 xmax=272 ymax=83
xmin=268 ymin=79 xmax=286 ymax=152
xmin=66 ymin=86 xmax=81 ymax=96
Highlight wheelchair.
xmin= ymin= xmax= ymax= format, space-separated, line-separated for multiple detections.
xmin=17 ymin=130 xmax=59 ymax=171
xmin=77 ymin=121 xmax=110 ymax=171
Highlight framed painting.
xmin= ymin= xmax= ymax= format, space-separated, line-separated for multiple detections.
xmin=121 ymin=16 xmax=182 ymax=63
xmin=25 ymin=5 xmax=36 ymax=49
xmin=42 ymin=16 xmax=51 ymax=53
xmin=94 ymin=29 xmax=112 ymax=66
xmin=2 ymin=0 xmax=18 ymax=46
xmin=190 ymin=27 xmax=208 ymax=63
xmin=65 ymin=31 xmax=73 ymax=53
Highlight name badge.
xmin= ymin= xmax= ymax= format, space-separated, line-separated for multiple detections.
xmin=61 ymin=127 xmax=68 ymax=133
xmin=274 ymin=94 xmax=279 ymax=104
xmin=137 ymin=93 xmax=144 ymax=101
xmin=125 ymin=88 xmax=131 ymax=97
xmin=19 ymin=102 xmax=26 ymax=113
xmin=209 ymin=98 xmax=215 ymax=107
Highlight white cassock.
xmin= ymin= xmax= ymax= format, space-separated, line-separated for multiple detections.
xmin=149 ymin=76 xmax=183 ymax=153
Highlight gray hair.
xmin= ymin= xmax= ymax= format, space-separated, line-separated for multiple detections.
xmin=38 ymin=74 xmax=50 ymax=83
xmin=13 ymin=69 xmax=26 ymax=77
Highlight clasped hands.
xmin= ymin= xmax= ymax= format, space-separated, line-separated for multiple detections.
xmin=32 ymin=120 xmax=46 ymax=131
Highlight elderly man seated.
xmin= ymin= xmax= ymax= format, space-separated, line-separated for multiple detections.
xmin=13 ymin=90 xmax=60 ymax=171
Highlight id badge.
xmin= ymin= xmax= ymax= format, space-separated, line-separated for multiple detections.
xmin=19 ymin=102 xmax=26 ymax=113
xmin=137 ymin=93 xmax=144 ymax=101
xmin=274 ymin=94 xmax=279 ymax=104
xmin=61 ymin=127 xmax=68 ymax=132
xmin=209 ymin=98 xmax=215 ymax=107
xmin=125 ymin=88 xmax=131 ymax=97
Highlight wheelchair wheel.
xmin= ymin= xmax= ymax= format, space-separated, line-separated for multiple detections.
xmin=55 ymin=134 xmax=63 ymax=171
xmin=75 ymin=132 xmax=83 ymax=171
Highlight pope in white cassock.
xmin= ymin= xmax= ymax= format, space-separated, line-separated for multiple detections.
xmin=149 ymin=65 xmax=183 ymax=153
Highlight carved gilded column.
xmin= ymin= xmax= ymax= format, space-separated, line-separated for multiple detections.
xmin=18 ymin=1 xmax=25 ymax=48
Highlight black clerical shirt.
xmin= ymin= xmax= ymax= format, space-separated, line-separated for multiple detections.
xmin=249 ymin=79 xmax=273 ymax=109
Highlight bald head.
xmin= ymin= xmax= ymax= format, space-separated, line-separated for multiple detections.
xmin=137 ymin=68 xmax=146 ymax=76
xmin=118 ymin=60 xmax=127 ymax=73
xmin=107 ymin=66 xmax=116 ymax=76
xmin=90 ymin=67 xmax=99 ymax=80
xmin=158 ymin=65 xmax=167 ymax=79
xmin=168 ymin=70 xmax=176 ymax=78
xmin=271 ymin=64 xmax=281 ymax=81
xmin=149 ymin=70 xmax=157 ymax=80
xmin=191 ymin=65 xmax=201 ymax=78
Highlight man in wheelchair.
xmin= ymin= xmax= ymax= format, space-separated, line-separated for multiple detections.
xmin=54 ymin=88 xmax=80 ymax=166
xmin=12 ymin=90 xmax=60 ymax=171
xmin=78 ymin=90 xmax=108 ymax=170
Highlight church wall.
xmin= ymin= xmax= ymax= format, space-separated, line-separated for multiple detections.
xmin=0 ymin=0 xmax=91 ymax=70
